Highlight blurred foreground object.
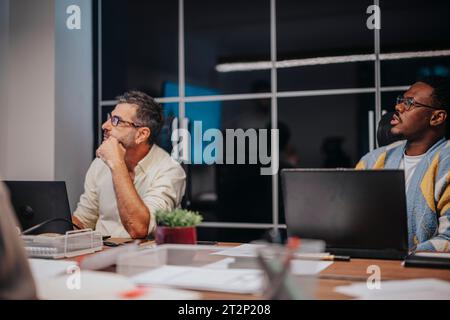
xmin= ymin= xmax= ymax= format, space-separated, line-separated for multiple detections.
xmin=0 ymin=182 xmax=37 ymax=299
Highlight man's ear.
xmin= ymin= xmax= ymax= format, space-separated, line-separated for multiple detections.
xmin=136 ymin=127 xmax=151 ymax=144
xmin=430 ymin=110 xmax=447 ymax=127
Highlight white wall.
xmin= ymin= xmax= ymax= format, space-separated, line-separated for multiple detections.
xmin=55 ymin=0 xmax=93 ymax=211
xmin=5 ymin=0 xmax=55 ymax=180
xmin=0 ymin=0 xmax=9 ymax=175
xmin=0 ymin=0 xmax=93 ymax=211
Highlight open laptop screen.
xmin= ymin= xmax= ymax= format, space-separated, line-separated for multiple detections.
xmin=4 ymin=181 xmax=73 ymax=235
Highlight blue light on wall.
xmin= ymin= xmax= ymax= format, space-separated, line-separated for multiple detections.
xmin=418 ymin=65 xmax=450 ymax=78
xmin=160 ymin=82 xmax=222 ymax=164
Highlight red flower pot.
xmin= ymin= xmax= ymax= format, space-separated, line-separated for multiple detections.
xmin=155 ymin=226 xmax=197 ymax=245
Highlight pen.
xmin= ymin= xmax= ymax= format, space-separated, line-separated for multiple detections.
xmin=322 ymin=255 xmax=351 ymax=262
xmin=197 ymin=240 xmax=218 ymax=245
xmin=294 ymin=253 xmax=351 ymax=262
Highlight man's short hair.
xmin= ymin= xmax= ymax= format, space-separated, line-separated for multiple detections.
xmin=418 ymin=76 xmax=450 ymax=112
xmin=116 ymin=91 xmax=163 ymax=144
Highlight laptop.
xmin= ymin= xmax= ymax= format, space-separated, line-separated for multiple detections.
xmin=281 ymin=169 xmax=409 ymax=260
xmin=4 ymin=181 xmax=74 ymax=235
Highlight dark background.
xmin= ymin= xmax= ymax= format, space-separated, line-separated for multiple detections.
xmin=96 ymin=0 xmax=450 ymax=242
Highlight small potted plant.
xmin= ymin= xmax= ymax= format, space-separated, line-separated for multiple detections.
xmin=154 ymin=209 xmax=203 ymax=245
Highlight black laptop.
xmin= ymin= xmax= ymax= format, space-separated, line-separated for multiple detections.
xmin=4 ymin=181 xmax=74 ymax=235
xmin=281 ymin=169 xmax=409 ymax=260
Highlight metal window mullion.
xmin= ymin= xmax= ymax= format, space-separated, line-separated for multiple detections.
xmin=368 ymin=110 xmax=375 ymax=151
xmin=97 ymin=0 xmax=103 ymax=146
xmin=99 ymin=85 xmax=410 ymax=106
xmin=270 ymin=0 xmax=279 ymax=234
xmin=275 ymin=86 xmax=409 ymax=99
xmin=199 ymin=222 xmax=287 ymax=229
xmin=374 ymin=0 xmax=381 ymax=148
xmin=178 ymin=0 xmax=185 ymax=127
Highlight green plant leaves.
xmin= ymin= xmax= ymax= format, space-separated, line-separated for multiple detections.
xmin=154 ymin=209 xmax=203 ymax=227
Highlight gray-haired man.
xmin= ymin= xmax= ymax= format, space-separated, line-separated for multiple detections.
xmin=73 ymin=91 xmax=186 ymax=239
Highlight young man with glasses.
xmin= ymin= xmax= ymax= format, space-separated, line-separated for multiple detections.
xmin=72 ymin=91 xmax=186 ymax=239
xmin=356 ymin=76 xmax=450 ymax=252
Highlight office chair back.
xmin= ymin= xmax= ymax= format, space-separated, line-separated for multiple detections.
xmin=377 ymin=112 xmax=403 ymax=147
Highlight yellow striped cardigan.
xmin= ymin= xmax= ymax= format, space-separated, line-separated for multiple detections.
xmin=356 ymin=138 xmax=450 ymax=251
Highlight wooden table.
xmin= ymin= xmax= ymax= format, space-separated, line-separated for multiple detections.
xmin=316 ymin=258 xmax=450 ymax=299
xmin=197 ymin=257 xmax=450 ymax=300
xmin=71 ymin=241 xmax=450 ymax=300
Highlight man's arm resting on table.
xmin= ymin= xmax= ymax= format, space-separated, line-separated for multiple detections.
xmin=72 ymin=215 xmax=86 ymax=229
xmin=111 ymin=162 xmax=150 ymax=239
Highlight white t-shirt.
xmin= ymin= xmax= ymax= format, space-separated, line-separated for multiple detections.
xmin=400 ymin=153 xmax=425 ymax=192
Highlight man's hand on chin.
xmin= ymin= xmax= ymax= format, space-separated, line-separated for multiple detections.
xmin=96 ymin=136 xmax=126 ymax=170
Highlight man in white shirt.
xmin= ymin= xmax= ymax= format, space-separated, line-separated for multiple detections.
xmin=72 ymin=91 xmax=186 ymax=239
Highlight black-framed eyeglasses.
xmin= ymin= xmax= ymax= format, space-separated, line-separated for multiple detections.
xmin=396 ymin=95 xmax=441 ymax=111
xmin=107 ymin=113 xmax=142 ymax=128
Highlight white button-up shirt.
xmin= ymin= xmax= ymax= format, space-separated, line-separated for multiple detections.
xmin=73 ymin=144 xmax=186 ymax=238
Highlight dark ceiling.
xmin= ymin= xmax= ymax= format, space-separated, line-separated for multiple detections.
xmin=101 ymin=0 xmax=450 ymax=98
xmin=121 ymin=0 xmax=450 ymax=59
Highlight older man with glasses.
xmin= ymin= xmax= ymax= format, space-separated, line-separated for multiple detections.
xmin=356 ymin=76 xmax=450 ymax=252
xmin=72 ymin=91 xmax=186 ymax=239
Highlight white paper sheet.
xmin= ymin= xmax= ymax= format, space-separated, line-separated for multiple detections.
xmin=414 ymin=252 xmax=450 ymax=259
xmin=131 ymin=265 xmax=263 ymax=294
xmin=212 ymin=244 xmax=329 ymax=260
xmin=203 ymin=257 xmax=332 ymax=275
xmin=37 ymin=270 xmax=199 ymax=300
xmin=29 ymin=258 xmax=78 ymax=281
xmin=211 ymin=244 xmax=264 ymax=257
xmin=290 ymin=260 xmax=333 ymax=275
xmin=335 ymin=278 xmax=450 ymax=300
xmin=203 ymin=257 xmax=236 ymax=269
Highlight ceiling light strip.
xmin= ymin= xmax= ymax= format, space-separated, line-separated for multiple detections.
xmin=216 ymin=49 xmax=450 ymax=72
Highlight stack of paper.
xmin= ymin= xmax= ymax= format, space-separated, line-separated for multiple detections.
xmin=131 ymin=265 xmax=263 ymax=294
xmin=211 ymin=244 xmax=333 ymax=275
xmin=335 ymin=278 xmax=450 ymax=300
xmin=211 ymin=244 xmax=265 ymax=257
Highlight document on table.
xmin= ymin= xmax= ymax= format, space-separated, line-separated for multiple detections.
xmin=213 ymin=244 xmax=331 ymax=260
xmin=28 ymin=258 xmax=78 ymax=281
xmin=414 ymin=251 xmax=450 ymax=258
xmin=211 ymin=244 xmax=264 ymax=257
xmin=203 ymin=257 xmax=331 ymax=275
xmin=131 ymin=266 xmax=264 ymax=294
xmin=335 ymin=278 xmax=450 ymax=300
xmin=290 ymin=260 xmax=333 ymax=275
xmin=203 ymin=257 xmax=236 ymax=269
xmin=210 ymin=244 xmax=333 ymax=275
xmin=37 ymin=270 xmax=199 ymax=300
